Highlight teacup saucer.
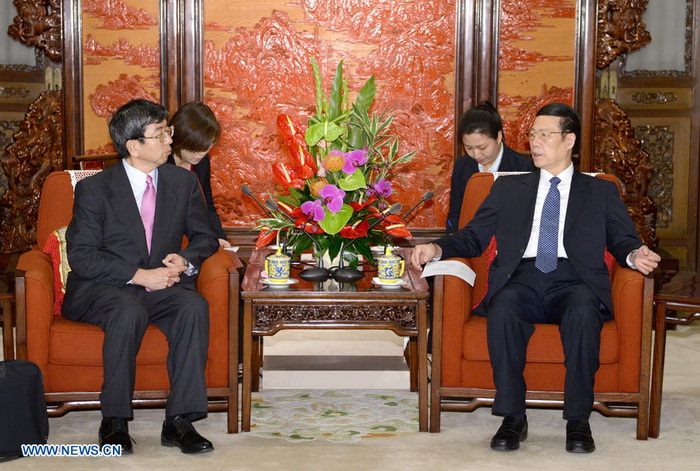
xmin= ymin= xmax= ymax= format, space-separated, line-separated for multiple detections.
xmin=262 ymin=278 xmax=299 ymax=288
xmin=372 ymin=277 xmax=408 ymax=288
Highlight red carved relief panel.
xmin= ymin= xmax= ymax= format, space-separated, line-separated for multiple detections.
xmin=498 ymin=0 xmax=576 ymax=152
xmin=81 ymin=0 xmax=160 ymax=155
xmin=203 ymin=1 xmax=456 ymax=229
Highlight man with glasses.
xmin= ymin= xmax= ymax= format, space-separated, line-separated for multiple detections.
xmin=412 ymin=102 xmax=660 ymax=453
xmin=63 ymin=99 xmax=219 ymax=454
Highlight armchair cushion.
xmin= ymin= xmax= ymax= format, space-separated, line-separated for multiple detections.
xmin=42 ymin=227 xmax=70 ymax=315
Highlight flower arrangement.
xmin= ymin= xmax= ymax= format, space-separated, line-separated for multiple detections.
xmin=255 ymin=58 xmax=416 ymax=268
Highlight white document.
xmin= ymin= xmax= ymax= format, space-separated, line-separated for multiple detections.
xmin=421 ymin=260 xmax=476 ymax=287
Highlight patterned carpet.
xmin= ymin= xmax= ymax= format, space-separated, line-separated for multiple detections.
xmin=249 ymin=390 xmax=419 ymax=442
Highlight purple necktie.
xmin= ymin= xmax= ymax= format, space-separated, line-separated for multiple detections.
xmin=141 ymin=175 xmax=156 ymax=254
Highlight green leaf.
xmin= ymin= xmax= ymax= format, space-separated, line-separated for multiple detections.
xmin=329 ymin=60 xmax=344 ymax=120
xmin=318 ymin=204 xmax=353 ymax=235
xmin=289 ymin=187 xmax=305 ymax=201
xmin=355 ymin=75 xmax=375 ymax=113
xmin=322 ymin=121 xmax=346 ymax=142
xmin=337 ymin=169 xmax=367 ymax=191
xmin=311 ymin=57 xmax=325 ymax=117
xmin=277 ymin=194 xmax=299 ymax=207
xmin=305 ymin=123 xmax=325 ymax=146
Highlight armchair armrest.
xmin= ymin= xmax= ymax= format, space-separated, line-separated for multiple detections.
xmin=197 ymin=248 xmax=244 ymax=386
xmin=610 ymin=265 xmax=647 ymax=380
xmin=433 ymin=257 xmax=475 ymax=385
xmin=15 ymin=248 xmax=55 ymax=368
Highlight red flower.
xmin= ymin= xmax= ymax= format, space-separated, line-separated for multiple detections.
xmin=349 ymin=195 xmax=377 ymax=212
xmin=377 ymin=214 xmax=412 ymax=238
xmin=277 ymin=114 xmax=304 ymax=143
xmin=339 ymin=220 xmax=370 ymax=239
xmin=272 ymin=162 xmax=304 ymax=190
xmin=255 ymin=229 xmax=278 ymax=248
xmin=288 ymin=136 xmax=317 ymax=176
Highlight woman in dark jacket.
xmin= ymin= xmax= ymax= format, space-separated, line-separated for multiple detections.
xmin=446 ymin=101 xmax=534 ymax=233
xmin=168 ymin=102 xmax=230 ymax=247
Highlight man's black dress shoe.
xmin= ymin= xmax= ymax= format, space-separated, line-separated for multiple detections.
xmin=490 ymin=416 xmax=528 ymax=451
xmin=161 ymin=416 xmax=214 ymax=454
xmin=99 ymin=417 xmax=133 ymax=455
xmin=566 ymin=419 xmax=596 ymax=453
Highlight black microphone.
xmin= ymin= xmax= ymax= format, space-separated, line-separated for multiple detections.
xmin=401 ymin=191 xmax=434 ymax=221
xmin=242 ymin=185 xmax=273 ymax=217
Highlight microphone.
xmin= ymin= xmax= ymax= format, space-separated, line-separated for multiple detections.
xmin=401 ymin=191 xmax=434 ymax=221
xmin=242 ymin=185 xmax=273 ymax=217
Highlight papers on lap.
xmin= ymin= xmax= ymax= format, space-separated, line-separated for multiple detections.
xmin=420 ymin=260 xmax=476 ymax=286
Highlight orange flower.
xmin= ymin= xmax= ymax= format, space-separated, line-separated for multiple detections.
xmin=255 ymin=229 xmax=278 ymax=248
xmin=322 ymin=150 xmax=345 ymax=172
xmin=309 ymin=177 xmax=329 ymax=197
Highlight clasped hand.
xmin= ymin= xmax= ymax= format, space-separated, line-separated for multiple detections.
xmin=133 ymin=253 xmax=188 ymax=291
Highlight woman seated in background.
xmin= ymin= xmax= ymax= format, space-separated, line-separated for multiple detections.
xmin=168 ymin=102 xmax=231 ymax=248
xmin=446 ymin=101 xmax=534 ymax=234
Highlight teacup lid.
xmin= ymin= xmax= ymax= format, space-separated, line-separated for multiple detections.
xmin=267 ymin=247 xmax=290 ymax=260
xmin=378 ymin=246 xmax=401 ymax=261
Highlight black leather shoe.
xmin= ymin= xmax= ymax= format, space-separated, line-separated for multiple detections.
xmin=161 ymin=416 xmax=214 ymax=454
xmin=99 ymin=417 xmax=133 ymax=455
xmin=490 ymin=416 xmax=528 ymax=451
xmin=566 ymin=419 xmax=596 ymax=453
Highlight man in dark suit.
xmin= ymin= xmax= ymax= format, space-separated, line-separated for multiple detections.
xmin=412 ymin=103 xmax=660 ymax=453
xmin=63 ymin=99 xmax=219 ymax=454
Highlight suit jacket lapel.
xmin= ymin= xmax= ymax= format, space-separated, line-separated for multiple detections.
xmin=150 ymin=168 xmax=177 ymax=260
xmin=564 ymin=170 xmax=590 ymax=235
xmin=108 ymin=163 xmax=150 ymax=261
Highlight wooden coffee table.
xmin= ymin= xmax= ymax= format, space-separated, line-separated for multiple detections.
xmin=240 ymin=248 xmax=430 ymax=432
xmin=649 ymin=274 xmax=700 ymax=438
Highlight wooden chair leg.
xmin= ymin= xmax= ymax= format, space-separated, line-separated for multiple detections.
xmin=1 ymin=296 xmax=15 ymax=361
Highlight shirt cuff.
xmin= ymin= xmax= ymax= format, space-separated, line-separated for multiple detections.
xmin=183 ymin=259 xmax=198 ymax=277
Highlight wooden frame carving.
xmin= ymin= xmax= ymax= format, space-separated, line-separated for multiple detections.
xmin=596 ymin=0 xmax=651 ymax=69
xmin=593 ymin=98 xmax=658 ymax=249
xmin=7 ymin=0 xmax=62 ymax=63
xmin=0 ymin=91 xmax=63 ymax=252
xmin=620 ymin=0 xmax=694 ymax=78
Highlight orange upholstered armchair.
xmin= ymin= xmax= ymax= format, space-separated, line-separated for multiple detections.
xmin=429 ymin=172 xmax=654 ymax=439
xmin=14 ymin=170 xmax=242 ymax=432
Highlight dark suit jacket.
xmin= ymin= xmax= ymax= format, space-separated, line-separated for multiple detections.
xmin=436 ymin=170 xmax=642 ymax=315
xmin=166 ymin=154 xmax=226 ymax=239
xmin=447 ymin=144 xmax=534 ymax=233
xmin=63 ymin=161 xmax=219 ymax=317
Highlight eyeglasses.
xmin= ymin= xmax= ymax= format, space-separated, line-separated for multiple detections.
xmin=141 ymin=126 xmax=174 ymax=143
xmin=527 ymin=130 xmax=565 ymax=140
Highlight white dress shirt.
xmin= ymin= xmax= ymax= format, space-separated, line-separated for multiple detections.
xmin=522 ymin=164 xmax=574 ymax=259
xmin=478 ymin=143 xmax=504 ymax=173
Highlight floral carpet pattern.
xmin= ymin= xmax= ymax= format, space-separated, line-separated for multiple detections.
xmin=249 ymin=390 xmax=419 ymax=442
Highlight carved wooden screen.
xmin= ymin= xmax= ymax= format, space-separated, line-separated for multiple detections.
xmin=201 ymin=1 xmax=456 ymax=231
xmin=80 ymin=0 xmax=162 ymax=155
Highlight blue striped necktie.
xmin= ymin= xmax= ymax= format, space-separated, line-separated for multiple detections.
xmin=535 ymin=176 xmax=561 ymax=273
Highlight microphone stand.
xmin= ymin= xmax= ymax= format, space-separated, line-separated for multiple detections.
xmin=242 ymin=185 xmax=273 ymax=217
xmin=401 ymin=191 xmax=434 ymax=221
